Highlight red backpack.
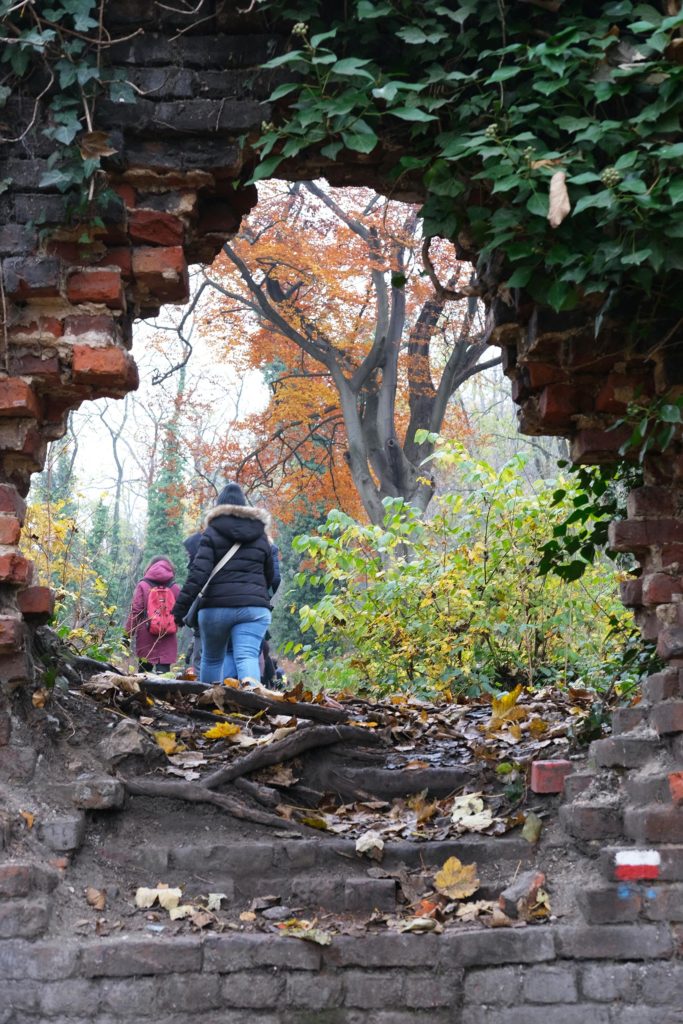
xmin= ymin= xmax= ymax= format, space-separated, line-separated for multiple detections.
xmin=145 ymin=584 xmax=177 ymax=636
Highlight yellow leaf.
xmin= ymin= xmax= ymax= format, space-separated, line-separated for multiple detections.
xmin=300 ymin=816 xmax=329 ymax=830
xmin=528 ymin=717 xmax=548 ymax=738
xmin=203 ymin=721 xmax=241 ymax=740
xmin=19 ymin=810 xmax=35 ymax=829
xmin=154 ymin=731 xmax=180 ymax=755
xmin=434 ymin=856 xmax=480 ymax=900
xmin=85 ymin=886 xmax=106 ymax=911
xmin=491 ymin=684 xmax=523 ymax=721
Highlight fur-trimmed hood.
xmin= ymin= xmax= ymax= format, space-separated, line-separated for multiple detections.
xmin=203 ymin=504 xmax=270 ymax=529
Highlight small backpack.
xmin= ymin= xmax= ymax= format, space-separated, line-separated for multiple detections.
xmin=145 ymin=584 xmax=177 ymax=636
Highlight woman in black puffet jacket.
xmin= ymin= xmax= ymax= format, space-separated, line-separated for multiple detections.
xmin=173 ymin=483 xmax=275 ymax=685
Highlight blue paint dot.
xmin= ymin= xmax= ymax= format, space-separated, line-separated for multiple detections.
xmin=645 ymin=888 xmax=657 ymax=901
xmin=617 ymin=883 xmax=633 ymax=900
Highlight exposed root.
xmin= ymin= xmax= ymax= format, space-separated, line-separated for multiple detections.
xmin=122 ymin=776 xmax=303 ymax=831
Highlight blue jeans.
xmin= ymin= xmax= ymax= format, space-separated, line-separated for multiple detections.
xmin=198 ymin=606 xmax=271 ymax=684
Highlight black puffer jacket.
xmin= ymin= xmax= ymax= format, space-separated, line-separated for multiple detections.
xmin=173 ymin=504 xmax=274 ymax=621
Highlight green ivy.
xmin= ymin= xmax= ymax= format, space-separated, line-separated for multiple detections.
xmin=0 ymin=0 xmax=134 ymax=218
xmin=254 ymin=1 xmax=683 ymax=314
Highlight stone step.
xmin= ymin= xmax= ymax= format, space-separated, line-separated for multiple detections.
xmin=0 ymin=863 xmax=59 ymax=898
xmin=92 ymin=836 xmax=536 ymax=913
xmin=558 ymin=798 xmax=623 ymax=841
xmin=562 ymin=771 xmax=595 ymax=802
xmin=649 ymin=701 xmax=683 ymax=736
xmin=577 ymin=882 xmax=683 ymax=925
xmin=590 ymin=731 xmax=661 ymax=769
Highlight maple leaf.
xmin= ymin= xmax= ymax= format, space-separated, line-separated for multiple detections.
xmin=434 ymin=856 xmax=480 ymax=900
xmin=203 ymin=721 xmax=241 ymax=740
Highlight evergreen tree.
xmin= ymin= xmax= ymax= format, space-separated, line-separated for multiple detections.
xmin=143 ymin=371 xmax=187 ymax=575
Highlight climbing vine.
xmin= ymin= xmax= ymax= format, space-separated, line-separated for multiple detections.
xmin=254 ymin=1 xmax=683 ymax=315
xmin=0 ymin=0 xmax=134 ymax=216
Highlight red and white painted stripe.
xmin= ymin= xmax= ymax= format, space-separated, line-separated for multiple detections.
xmin=614 ymin=850 xmax=661 ymax=881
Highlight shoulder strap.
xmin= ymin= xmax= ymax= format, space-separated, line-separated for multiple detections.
xmin=197 ymin=542 xmax=240 ymax=599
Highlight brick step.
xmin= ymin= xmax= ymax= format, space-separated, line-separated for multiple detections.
xmin=590 ymin=731 xmax=661 ymax=769
xmin=576 ymin=883 xmax=683 ymax=925
xmin=562 ymin=771 xmax=595 ymax=802
xmin=0 ymin=864 xmax=57 ymax=939
xmin=623 ymin=763 xmax=683 ymax=805
xmin=600 ymin=845 xmax=683 ymax=882
xmin=558 ymin=798 xmax=623 ymax=841
xmin=624 ymin=806 xmax=683 ymax=844
xmin=93 ymin=836 xmax=536 ymax=913
xmin=649 ymin=701 xmax=683 ymax=736
xmin=611 ymin=705 xmax=649 ymax=735
xmin=643 ymin=667 xmax=683 ymax=704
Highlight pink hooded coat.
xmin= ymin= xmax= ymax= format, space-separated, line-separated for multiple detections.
xmin=125 ymin=558 xmax=180 ymax=665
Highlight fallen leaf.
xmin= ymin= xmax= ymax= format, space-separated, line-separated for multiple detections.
xmin=190 ymin=909 xmax=215 ymax=928
xmin=169 ymin=904 xmax=194 ymax=920
xmin=548 ymin=170 xmax=571 ymax=228
xmin=277 ymin=918 xmax=332 ymax=945
xmin=398 ymin=916 xmax=441 ymax=933
xmin=434 ymin=856 xmax=480 ymax=900
xmin=450 ymin=794 xmax=494 ymax=832
xmin=19 ymin=810 xmax=34 ymax=829
xmin=154 ymin=731 xmax=180 ymax=755
xmin=134 ymin=886 xmax=182 ymax=910
xmin=240 ymin=911 xmax=257 ymax=923
xmin=522 ymin=810 xmax=543 ymax=844
xmin=206 ymin=893 xmax=227 ymax=912
xmin=203 ymin=721 xmax=241 ymax=740
xmin=32 ymin=688 xmax=49 ymax=708
xmin=414 ymin=898 xmax=440 ymax=919
xmin=455 ymin=900 xmax=497 ymax=922
xmin=85 ymin=887 xmax=106 ymax=911
xmin=355 ymin=830 xmax=385 ymax=861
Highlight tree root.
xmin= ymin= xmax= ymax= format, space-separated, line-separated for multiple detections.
xmin=202 ymin=722 xmax=386 ymax=790
xmin=122 ymin=777 xmax=303 ymax=831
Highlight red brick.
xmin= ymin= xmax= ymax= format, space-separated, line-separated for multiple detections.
xmin=8 ymin=318 xmax=63 ymax=341
xmin=100 ymin=248 xmax=133 ymax=278
xmin=620 ymin=578 xmax=643 ymax=607
xmin=577 ymin=887 xmax=642 ymax=925
xmin=595 ymin=371 xmax=654 ymax=415
xmin=559 ymin=801 xmax=623 ymax=840
xmin=0 ymin=485 xmax=25 ymax=522
xmin=8 ymin=354 xmax=61 ymax=382
xmin=71 ymin=345 xmax=136 ymax=389
xmin=644 ymin=668 xmax=683 ymax=703
xmin=669 ymin=772 xmax=683 ymax=805
xmin=0 ymin=379 xmax=41 ymax=419
xmin=650 ymin=701 xmax=683 ymax=736
xmin=63 ymin=315 xmax=118 ymax=341
xmin=42 ymin=395 xmax=86 ymax=425
xmin=563 ymin=772 xmax=594 ymax=801
xmin=0 ymin=517 xmax=21 ymax=545
xmin=0 ymin=865 xmax=32 ymax=897
xmin=634 ymin=608 xmax=661 ymax=641
xmin=591 ymin=734 xmax=660 ymax=768
xmin=0 ymin=553 xmax=32 ymax=585
xmin=0 ymin=616 xmax=22 ymax=652
xmin=0 ymin=650 xmax=31 ymax=686
xmin=524 ymin=362 xmax=566 ymax=389
xmin=18 ymin=586 xmax=55 ymax=621
xmin=612 ymin=706 xmax=648 ymax=734
xmin=609 ymin=519 xmax=683 ymax=553
xmin=530 ymin=759 xmax=573 ymax=794
xmin=626 ymin=487 xmax=675 ymax=520
xmin=67 ymin=269 xmax=124 ymax=309
xmin=571 ymin=426 xmax=631 ymax=464
xmin=3 ymin=257 xmax=61 ymax=299
xmin=657 ymin=627 xmax=683 ymax=661
xmin=642 ymin=572 xmax=683 ymax=605
xmin=537 ymin=384 xmax=581 ymax=428
xmin=129 ymin=209 xmax=184 ymax=246
xmin=112 ymin=183 xmax=136 ymax=208
xmin=132 ymin=246 xmax=189 ymax=303
xmin=625 ymin=807 xmax=683 ymax=844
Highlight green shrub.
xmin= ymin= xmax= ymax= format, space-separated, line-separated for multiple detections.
xmin=289 ymin=441 xmax=646 ymax=697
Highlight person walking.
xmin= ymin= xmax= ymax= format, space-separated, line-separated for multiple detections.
xmin=125 ymin=556 xmax=180 ymax=673
xmin=172 ymin=483 xmax=275 ymax=685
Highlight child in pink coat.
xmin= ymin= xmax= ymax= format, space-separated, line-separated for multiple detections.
xmin=125 ymin=556 xmax=180 ymax=672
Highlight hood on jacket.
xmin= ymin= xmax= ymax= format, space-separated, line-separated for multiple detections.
xmin=143 ymin=558 xmax=176 ymax=584
xmin=203 ymin=503 xmax=270 ymax=544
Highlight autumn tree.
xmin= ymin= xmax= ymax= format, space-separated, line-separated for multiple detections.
xmin=199 ymin=182 xmax=499 ymax=525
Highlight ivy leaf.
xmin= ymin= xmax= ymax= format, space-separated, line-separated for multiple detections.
xmin=389 ymin=106 xmax=438 ymax=123
xmin=250 ymin=154 xmax=284 ymax=182
xmin=332 ymin=58 xmax=375 ymax=80
xmin=526 ymin=192 xmax=548 ymax=217
xmin=341 ymin=128 xmax=378 ymax=153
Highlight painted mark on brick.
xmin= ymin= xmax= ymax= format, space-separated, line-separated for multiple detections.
xmin=614 ymin=849 xmax=661 ymax=881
